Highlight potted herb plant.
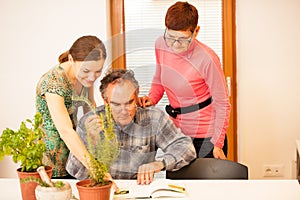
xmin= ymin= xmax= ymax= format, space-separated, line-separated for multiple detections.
xmin=0 ymin=112 xmax=52 ymax=200
xmin=72 ymin=96 xmax=120 ymax=200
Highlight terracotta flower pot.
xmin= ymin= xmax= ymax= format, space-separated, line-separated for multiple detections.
xmin=17 ymin=166 xmax=53 ymax=200
xmin=76 ymin=179 xmax=113 ymax=200
xmin=35 ymin=181 xmax=72 ymax=200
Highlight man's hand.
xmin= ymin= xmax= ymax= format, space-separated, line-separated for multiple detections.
xmin=213 ymin=146 xmax=227 ymax=159
xmin=138 ymin=96 xmax=154 ymax=108
xmin=137 ymin=161 xmax=164 ymax=185
xmin=84 ymin=114 xmax=102 ymax=141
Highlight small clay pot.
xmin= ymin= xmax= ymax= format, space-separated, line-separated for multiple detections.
xmin=76 ymin=179 xmax=112 ymax=200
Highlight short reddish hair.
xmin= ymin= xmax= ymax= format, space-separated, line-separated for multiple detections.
xmin=165 ymin=1 xmax=198 ymax=32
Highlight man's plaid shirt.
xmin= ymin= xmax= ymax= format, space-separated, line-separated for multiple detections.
xmin=66 ymin=105 xmax=196 ymax=179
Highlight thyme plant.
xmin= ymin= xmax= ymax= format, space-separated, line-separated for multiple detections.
xmin=72 ymin=95 xmax=120 ymax=186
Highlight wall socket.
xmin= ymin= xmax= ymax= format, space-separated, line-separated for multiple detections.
xmin=263 ymin=164 xmax=284 ymax=177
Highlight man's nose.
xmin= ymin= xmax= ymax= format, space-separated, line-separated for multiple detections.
xmin=119 ymin=105 xmax=129 ymax=113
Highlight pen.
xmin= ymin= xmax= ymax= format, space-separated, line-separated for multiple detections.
xmin=168 ymin=184 xmax=185 ymax=191
xmin=114 ymin=189 xmax=129 ymax=195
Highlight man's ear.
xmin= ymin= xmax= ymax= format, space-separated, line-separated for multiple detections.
xmin=134 ymin=91 xmax=139 ymax=103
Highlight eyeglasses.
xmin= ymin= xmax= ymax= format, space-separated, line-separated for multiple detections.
xmin=163 ymin=29 xmax=193 ymax=47
xmin=108 ymin=99 xmax=137 ymax=112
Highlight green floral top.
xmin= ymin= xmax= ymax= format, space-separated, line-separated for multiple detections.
xmin=36 ymin=66 xmax=88 ymax=177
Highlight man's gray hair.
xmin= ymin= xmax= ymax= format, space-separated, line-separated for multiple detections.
xmin=100 ymin=69 xmax=139 ymax=99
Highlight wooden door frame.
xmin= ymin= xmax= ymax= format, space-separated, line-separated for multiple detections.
xmin=222 ymin=0 xmax=237 ymax=161
xmin=110 ymin=0 xmax=126 ymax=69
xmin=109 ymin=0 xmax=237 ymax=161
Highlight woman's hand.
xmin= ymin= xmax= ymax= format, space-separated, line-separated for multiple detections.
xmin=138 ymin=96 xmax=154 ymax=108
xmin=213 ymin=146 xmax=227 ymax=159
xmin=105 ymin=173 xmax=119 ymax=193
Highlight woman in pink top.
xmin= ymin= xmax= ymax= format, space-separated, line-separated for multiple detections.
xmin=139 ymin=2 xmax=231 ymax=159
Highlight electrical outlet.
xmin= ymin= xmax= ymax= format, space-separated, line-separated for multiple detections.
xmin=263 ymin=164 xmax=284 ymax=177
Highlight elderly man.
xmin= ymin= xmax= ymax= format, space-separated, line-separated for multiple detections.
xmin=66 ymin=69 xmax=196 ymax=185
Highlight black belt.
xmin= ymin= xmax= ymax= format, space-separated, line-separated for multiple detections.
xmin=165 ymin=97 xmax=212 ymax=119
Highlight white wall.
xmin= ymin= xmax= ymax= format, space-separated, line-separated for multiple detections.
xmin=1 ymin=0 xmax=300 ymax=180
xmin=0 ymin=0 xmax=108 ymax=178
xmin=237 ymin=0 xmax=300 ymax=179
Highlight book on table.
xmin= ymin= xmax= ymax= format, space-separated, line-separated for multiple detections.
xmin=114 ymin=180 xmax=187 ymax=199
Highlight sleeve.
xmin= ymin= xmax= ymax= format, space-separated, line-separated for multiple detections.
xmin=40 ymin=70 xmax=68 ymax=97
xmin=155 ymin=110 xmax=196 ymax=171
xmin=148 ymin=38 xmax=166 ymax=104
xmin=66 ymin=152 xmax=89 ymax=180
xmin=203 ymin=52 xmax=231 ymax=148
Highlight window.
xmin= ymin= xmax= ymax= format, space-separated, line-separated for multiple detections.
xmin=124 ymin=0 xmax=222 ymax=110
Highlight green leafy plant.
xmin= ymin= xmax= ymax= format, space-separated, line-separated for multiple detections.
xmin=21 ymin=177 xmax=64 ymax=188
xmin=0 ymin=112 xmax=46 ymax=172
xmin=72 ymin=96 xmax=120 ymax=187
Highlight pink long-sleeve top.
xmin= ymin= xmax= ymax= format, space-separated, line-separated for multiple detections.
xmin=148 ymin=36 xmax=231 ymax=148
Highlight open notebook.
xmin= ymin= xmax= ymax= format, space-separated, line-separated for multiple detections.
xmin=114 ymin=180 xmax=187 ymax=199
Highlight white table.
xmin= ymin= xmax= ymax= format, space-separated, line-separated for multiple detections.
xmin=0 ymin=178 xmax=299 ymax=200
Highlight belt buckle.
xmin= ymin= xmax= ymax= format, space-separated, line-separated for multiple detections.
xmin=165 ymin=105 xmax=178 ymax=118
